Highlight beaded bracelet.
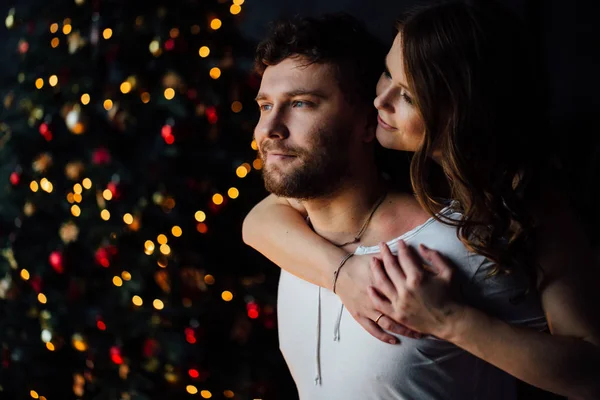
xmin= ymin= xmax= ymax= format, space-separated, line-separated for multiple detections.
xmin=332 ymin=253 xmax=354 ymax=294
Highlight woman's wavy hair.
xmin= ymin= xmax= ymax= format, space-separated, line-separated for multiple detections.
xmin=399 ymin=0 xmax=552 ymax=284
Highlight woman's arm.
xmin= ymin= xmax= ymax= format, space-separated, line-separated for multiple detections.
xmin=242 ymin=194 xmax=418 ymax=343
xmin=242 ymin=193 xmax=345 ymax=289
xmin=369 ymin=196 xmax=600 ymax=399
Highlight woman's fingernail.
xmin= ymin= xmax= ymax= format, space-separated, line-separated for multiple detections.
xmin=398 ymin=240 xmax=406 ymax=249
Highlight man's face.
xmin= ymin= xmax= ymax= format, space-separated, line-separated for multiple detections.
xmin=254 ymin=57 xmax=369 ymax=200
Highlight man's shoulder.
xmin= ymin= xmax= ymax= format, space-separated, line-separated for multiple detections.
xmin=376 ymin=191 xmax=432 ymax=239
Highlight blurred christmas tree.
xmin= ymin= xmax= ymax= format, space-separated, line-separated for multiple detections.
xmin=0 ymin=0 xmax=293 ymax=399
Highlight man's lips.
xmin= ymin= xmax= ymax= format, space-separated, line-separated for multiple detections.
xmin=377 ymin=115 xmax=397 ymax=130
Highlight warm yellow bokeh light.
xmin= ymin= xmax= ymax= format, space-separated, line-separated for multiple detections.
xmin=195 ymin=210 xmax=206 ymax=222
xmin=251 ymin=139 xmax=258 ymax=150
xmin=169 ymin=28 xmax=180 ymax=38
xmin=199 ymin=46 xmax=210 ymax=58
xmin=103 ymin=28 xmax=113 ymax=39
xmin=35 ymin=78 xmax=44 ymax=89
xmin=46 ymin=342 xmax=55 ymax=351
xmin=82 ymin=178 xmax=92 ymax=189
xmin=253 ymin=159 xmax=263 ymax=170
xmin=81 ymin=93 xmax=90 ymax=105
xmin=231 ymin=101 xmax=242 ymax=113
xmin=120 ymin=82 xmax=132 ymax=94
xmin=50 ymin=23 xmax=59 ymax=33
xmin=51 ymin=37 xmax=60 ymax=48
xmin=236 ymin=166 xmax=248 ymax=178
xmin=63 ymin=24 xmax=72 ymax=35
xmin=73 ymin=183 xmax=83 ymax=194
xmin=209 ymin=67 xmax=221 ymax=79
xmin=171 ymin=226 xmax=182 ymax=237
xmin=21 ymin=269 xmax=30 ymax=280
xmin=113 ymin=276 xmax=123 ymax=287
xmin=149 ymin=40 xmax=160 ymax=53
xmin=233 ymin=0 xmax=245 ymax=5
xmin=103 ymin=189 xmax=113 ymax=200
xmin=164 ymin=88 xmax=175 ymax=100
xmin=153 ymin=299 xmax=164 ymax=310
xmin=157 ymin=234 xmax=168 ymax=245
xmin=49 ymin=75 xmax=58 ymax=87
xmin=201 ymin=390 xmax=212 ymax=399
xmin=38 ymin=293 xmax=47 ymax=304
xmin=141 ymin=92 xmax=151 ymax=103
xmin=67 ymin=193 xmax=75 ymax=203
xmin=204 ymin=274 xmax=215 ymax=285
xmin=223 ymin=390 xmax=235 ymax=399
xmin=122 ymin=271 xmax=132 ymax=281
xmin=30 ymin=181 xmax=39 ymax=192
xmin=227 ymin=187 xmax=239 ymax=199
xmin=30 ymin=390 xmax=39 ymax=399
xmin=73 ymin=193 xmax=82 ymax=203
xmin=144 ymin=240 xmax=155 ymax=252
xmin=210 ymin=19 xmax=222 ymax=30
xmin=230 ymin=4 xmax=242 ymax=14
xmin=212 ymin=194 xmax=224 ymax=205
xmin=221 ymin=291 xmax=233 ymax=302
xmin=132 ymin=295 xmax=143 ymax=306
xmin=186 ymin=385 xmax=198 ymax=395
xmin=159 ymin=244 xmax=171 ymax=255
xmin=123 ymin=213 xmax=133 ymax=224
xmin=100 ymin=209 xmax=111 ymax=221
xmin=103 ymin=99 xmax=113 ymax=110
xmin=71 ymin=205 xmax=81 ymax=217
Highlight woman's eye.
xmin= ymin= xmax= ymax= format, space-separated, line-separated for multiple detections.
xmin=401 ymin=91 xmax=413 ymax=105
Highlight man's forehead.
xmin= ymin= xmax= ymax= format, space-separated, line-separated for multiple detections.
xmin=259 ymin=58 xmax=338 ymax=94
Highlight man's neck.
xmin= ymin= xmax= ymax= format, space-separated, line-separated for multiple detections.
xmin=302 ymin=169 xmax=385 ymax=248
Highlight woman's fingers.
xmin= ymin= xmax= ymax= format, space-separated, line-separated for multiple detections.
xmin=370 ymin=257 xmax=397 ymax=300
xmin=396 ymin=240 xmax=425 ymax=289
xmin=376 ymin=315 xmax=424 ymax=339
xmin=418 ymin=244 xmax=453 ymax=281
xmin=358 ymin=316 xmax=399 ymax=344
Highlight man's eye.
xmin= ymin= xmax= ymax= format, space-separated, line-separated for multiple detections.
xmin=259 ymin=104 xmax=272 ymax=111
xmin=292 ymin=100 xmax=311 ymax=108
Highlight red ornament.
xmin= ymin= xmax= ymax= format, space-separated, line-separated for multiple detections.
xmin=110 ymin=346 xmax=123 ymax=364
xmin=92 ymin=147 xmax=111 ymax=165
xmin=206 ymin=106 xmax=218 ymax=124
xmin=188 ymin=368 xmax=199 ymax=379
xmin=161 ymin=125 xmax=172 ymax=138
xmin=164 ymin=39 xmax=175 ymax=51
xmin=9 ymin=172 xmax=20 ymax=185
xmin=39 ymin=123 xmax=49 ymax=135
xmin=95 ymin=247 xmax=110 ymax=268
xmin=49 ymin=251 xmax=64 ymax=273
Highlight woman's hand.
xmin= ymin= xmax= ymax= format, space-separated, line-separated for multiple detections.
xmin=367 ymin=240 xmax=465 ymax=339
xmin=335 ymin=253 xmax=423 ymax=344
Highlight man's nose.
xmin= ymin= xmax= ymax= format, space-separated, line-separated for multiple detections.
xmin=256 ymin=110 xmax=289 ymax=142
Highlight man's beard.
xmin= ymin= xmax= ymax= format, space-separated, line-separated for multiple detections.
xmin=259 ymin=126 xmax=350 ymax=200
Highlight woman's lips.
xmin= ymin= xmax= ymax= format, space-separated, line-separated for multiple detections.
xmin=377 ymin=115 xmax=397 ymax=131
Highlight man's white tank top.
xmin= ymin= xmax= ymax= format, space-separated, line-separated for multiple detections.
xmin=277 ymin=206 xmax=547 ymax=399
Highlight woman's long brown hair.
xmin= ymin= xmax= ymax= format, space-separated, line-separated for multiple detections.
xmin=399 ymin=1 xmax=552 ymax=286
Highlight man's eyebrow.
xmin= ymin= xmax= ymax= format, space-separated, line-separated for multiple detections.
xmin=255 ymin=89 xmax=328 ymax=102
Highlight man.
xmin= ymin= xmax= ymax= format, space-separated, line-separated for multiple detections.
xmin=249 ymin=14 xmax=546 ymax=399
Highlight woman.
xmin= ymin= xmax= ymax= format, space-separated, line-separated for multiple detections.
xmin=244 ymin=1 xmax=600 ymax=398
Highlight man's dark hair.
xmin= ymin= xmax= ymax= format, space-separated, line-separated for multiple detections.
xmin=255 ymin=13 xmax=386 ymax=109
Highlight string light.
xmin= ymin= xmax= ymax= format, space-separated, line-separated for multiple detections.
xmin=236 ymin=166 xmax=248 ymax=178
xmin=35 ymin=78 xmax=44 ymax=89
xmin=196 ymin=223 xmax=208 ymax=234
xmin=230 ymin=4 xmax=242 ymax=14
xmin=164 ymin=88 xmax=175 ymax=100
xmin=81 ymin=93 xmax=90 ymax=105
xmin=195 ymin=211 xmax=206 ymax=222
xmin=71 ymin=204 xmax=81 ymax=217
xmin=103 ymin=189 xmax=113 ymax=200
xmin=122 ymin=271 xmax=132 ymax=281
xmin=113 ymin=276 xmax=123 ymax=287
xmin=82 ymin=178 xmax=92 ymax=189
xmin=50 ymin=23 xmax=59 ymax=33
xmin=141 ymin=92 xmax=151 ymax=103
xmin=103 ymin=99 xmax=113 ymax=110
xmin=210 ymin=19 xmax=222 ymax=30
xmin=49 ymin=75 xmax=58 ymax=87
xmin=30 ymin=181 xmax=39 ymax=192
xmin=209 ymin=67 xmax=221 ymax=79
xmin=73 ymin=183 xmax=82 ymax=194
xmin=30 ymin=390 xmax=39 ymax=399
xmin=62 ymin=24 xmax=72 ymax=35
xmin=233 ymin=0 xmax=245 ymax=5
xmin=51 ymin=37 xmax=60 ymax=48
xmin=123 ymin=213 xmax=133 ymax=224
xmin=20 ymin=269 xmax=30 ymax=280
xmin=212 ymin=194 xmax=224 ymax=205
xmin=227 ymin=187 xmax=239 ymax=199
xmin=186 ymin=386 xmax=198 ymax=395
xmin=100 ymin=209 xmax=110 ymax=221
xmin=132 ymin=295 xmax=143 ymax=306
xmin=120 ymin=81 xmax=132 ymax=94
xmin=253 ymin=159 xmax=263 ymax=170
xmin=38 ymin=293 xmax=47 ymax=304
xmin=199 ymin=46 xmax=210 ymax=58
xmin=222 ymin=291 xmax=233 ymax=302
xmin=159 ymin=244 xmax=171 ymax=255
xmin=251 ymin=139 xmax=258 ymax=150
xmin=73 ymin=193 xmax=82 ymax=203
xmin=204 ymin=274 xmax=215 ymax=285
xmin=224 ymin=390 xmax=235 ymax=398
xmin=46 ymin=342 xmax=55 ymax=351
xmin=153 ymin=299 xmax=164 ymax=310
xmin=103 ymin=28 xmax=113 ymax=39
xmin=201 ymin=390 xmax=212 ymax=399
xmin=169 ymin=28 xmax=180 ymax=38
xmin=171 ymin=226 xmax=182 ymax=237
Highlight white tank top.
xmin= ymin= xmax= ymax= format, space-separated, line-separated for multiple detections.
xmin=277 ymin=206 xmax=547 ymax=399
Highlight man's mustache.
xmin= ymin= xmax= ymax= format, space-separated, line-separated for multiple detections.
xmin=259 ymin=141 xmax=301 ymax=157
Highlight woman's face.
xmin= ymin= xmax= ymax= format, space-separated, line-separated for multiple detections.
xmin=374 ymin=32 xmax=425 ymax=153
